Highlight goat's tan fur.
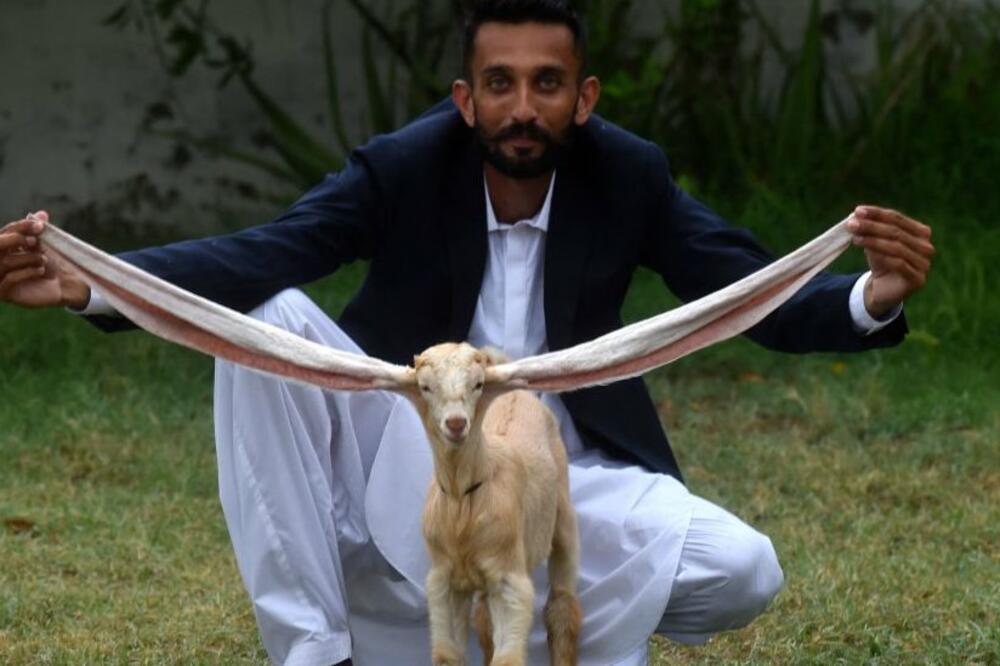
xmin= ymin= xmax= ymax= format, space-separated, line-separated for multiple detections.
xmin=411 ymin=343 xmax=581 ymax=666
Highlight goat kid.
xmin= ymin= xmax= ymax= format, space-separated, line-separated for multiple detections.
xmin=410 ymin=343 xmax=581 ymax=666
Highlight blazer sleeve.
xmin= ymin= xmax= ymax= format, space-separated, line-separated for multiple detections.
xmin=638 ymin=143 xmax=907 ymax=353
xmin=86 ymin=151 xmax=385 ymax=332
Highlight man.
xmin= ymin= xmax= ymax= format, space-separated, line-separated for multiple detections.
xmin=1 ymin=1 xmax=933 ymax=664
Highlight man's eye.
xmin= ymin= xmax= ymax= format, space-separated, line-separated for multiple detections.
xmin=487 ymin=77 xmax=509 ymax=91
xmin=538 ymin=76 xmax=560 ymax=90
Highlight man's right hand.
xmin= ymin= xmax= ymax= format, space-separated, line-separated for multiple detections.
xmin=0 ymin=211 xmax=90 ymax=309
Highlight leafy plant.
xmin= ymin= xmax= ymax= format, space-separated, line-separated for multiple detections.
xmin=107 ymin=1 xmax=1000 ymax=211
xmin=104 ymin=0 xmax=456 ymax=193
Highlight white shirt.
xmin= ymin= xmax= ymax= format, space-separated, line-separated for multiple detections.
xmin=463 ymin=174 xmax=898 ymax=456
xmin=465 ymin=174 xmax=587 ymax=455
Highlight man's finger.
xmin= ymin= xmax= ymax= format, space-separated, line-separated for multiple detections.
xmin=1 ymin=252 xmax=46 ymax=273
xmin=0 ymin=217 xmax=46 ymax=237
xmin=852 ymin=234 xmax=933 ymax=273
xmin=848 ymin=217 xmax=936 ymax=259
xmin=868 ymin=253 xmax=928 ymax=291
xmin=0 ymin=233 xmax=27 ymax=251
xmin=0 ymin=265 xmax=47 ymax=295
xmin=854 ymin=206 xmax=932 ymax=239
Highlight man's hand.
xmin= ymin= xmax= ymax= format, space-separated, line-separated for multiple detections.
xmin=0 ymin=211 xmax=90 ymax=309
xmin=847 ymin=206 xmax=934 ymax=318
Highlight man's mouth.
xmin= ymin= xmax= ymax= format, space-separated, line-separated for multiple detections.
xmin=505 ymin=136 xmax=539 ymax=149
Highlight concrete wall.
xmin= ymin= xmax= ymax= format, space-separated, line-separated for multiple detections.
xmin=0 ymin=0 xmax=979 ymax=237
xmin=0 ymin=0 xmax=369 ymax=238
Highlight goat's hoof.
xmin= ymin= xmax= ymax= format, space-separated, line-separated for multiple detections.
xmin=489 ymin=655 xmax=524 ymax=666
xmin=431 ymin=646 xmax=465 ymax=666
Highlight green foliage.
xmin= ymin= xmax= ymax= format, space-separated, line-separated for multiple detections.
xmin=106 ymin=0 xmax=1000 ymax=217
xmin=104 ymin=0 xmax=454 ymax=190
xmin=588 ymin=0 xmax=1000 ymax=217
xmin=100 ymin=0 xmax=1000 ymax=355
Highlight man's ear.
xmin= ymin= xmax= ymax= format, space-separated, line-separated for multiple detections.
xmin=452 ymin=79 xmax=476 ymax=128
xmin=574 ymin=75 xmax=601 ymax=126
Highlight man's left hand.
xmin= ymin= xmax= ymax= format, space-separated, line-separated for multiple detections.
xmin=847 ymin=206 xmax=934 ymax=319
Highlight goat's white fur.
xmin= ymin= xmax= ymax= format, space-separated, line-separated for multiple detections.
xmin=411 ymin=343 xmax=580 ymax=665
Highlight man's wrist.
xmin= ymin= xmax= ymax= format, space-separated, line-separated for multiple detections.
xmin=850 ymin=272 xmax=902 ymax=335
xmin=863 ymin=276 xmax=899 ymax=319
xmin=61 ymin=277 xmax=91 ymax=311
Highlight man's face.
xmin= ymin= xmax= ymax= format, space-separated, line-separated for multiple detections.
xmin=461 ymin=22 xmax=585 ymax=178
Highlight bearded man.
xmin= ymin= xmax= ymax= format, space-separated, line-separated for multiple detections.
xmin=0 ymin=1 xmax=933 ymax=664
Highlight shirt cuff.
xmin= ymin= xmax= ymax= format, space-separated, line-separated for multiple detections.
xmin=849 ymin=271 xmax=902 ymax=335
xmin=67 ymin=288 xmax=118 ymax=317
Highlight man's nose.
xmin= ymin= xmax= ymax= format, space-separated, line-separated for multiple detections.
xmin=511 ymin=84 xmax=538 ymax=124
xmin=445 ymin=416 xmax=467 ymax=436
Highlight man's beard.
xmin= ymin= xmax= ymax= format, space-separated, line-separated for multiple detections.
xmin=474 ymin=116 xmax=574 ymax=179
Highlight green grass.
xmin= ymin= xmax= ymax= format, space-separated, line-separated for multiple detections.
xmin=1 ymin=217 xmax=997 ymax=663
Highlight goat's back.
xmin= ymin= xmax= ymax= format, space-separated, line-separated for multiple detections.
xmin=482 ymin=390 xmax=570 ymax=569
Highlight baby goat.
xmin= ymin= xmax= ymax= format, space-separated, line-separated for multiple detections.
xmin=411 ymin=342 xmax=581 ymax=666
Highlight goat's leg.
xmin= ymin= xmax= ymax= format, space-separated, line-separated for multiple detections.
xmin=545 ymin=490 xmax=582 ymax=666
xmin=485 ymin=572 xmax=534 ymax=666
xmin=473 ymin=593 xmax=495 ymax=663
xmin=427 ymin=566 xmax=472 ymax=666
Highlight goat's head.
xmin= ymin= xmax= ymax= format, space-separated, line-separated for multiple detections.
xmin=409 ymin=343 xmax=506 ymax=446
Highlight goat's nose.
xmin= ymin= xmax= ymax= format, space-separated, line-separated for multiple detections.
xmin=445 ymin=416 xmax=467 ymax=436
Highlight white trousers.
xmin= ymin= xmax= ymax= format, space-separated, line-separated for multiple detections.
xmin=214 ymin=290 xmax=784 ymax=665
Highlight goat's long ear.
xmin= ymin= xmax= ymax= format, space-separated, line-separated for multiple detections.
xmin=487 ymin=218 xmax=855 ymax=393
xmin=479 ymin=346 xmax=508 ymax=366
xmin=38 ymin=222 xmax=415 ymax=393
xmin=481 ymin=347 xmax=510 ymax=389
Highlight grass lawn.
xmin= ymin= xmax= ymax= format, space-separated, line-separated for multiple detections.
xmin=1 ymin=253 xmax=997 ymax=664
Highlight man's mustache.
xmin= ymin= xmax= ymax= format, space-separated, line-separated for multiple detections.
xmin=488 ymin=122 xmax=553 ymax=143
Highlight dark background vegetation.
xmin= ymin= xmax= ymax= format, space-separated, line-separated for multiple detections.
xmin=2 ymin=0 xmax=997 ymax=662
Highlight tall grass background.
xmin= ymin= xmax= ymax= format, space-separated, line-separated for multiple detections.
xmin=2 ymin=0 xmax=997 ymax=662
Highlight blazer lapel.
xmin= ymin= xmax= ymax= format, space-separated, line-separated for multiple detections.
xmin=544 ymin=161 xmax=595 ymax=351
xmin=439 ymin=136 xmax=596 ymax=349
xmin=443 ymin=142 xmax=489 ymax=342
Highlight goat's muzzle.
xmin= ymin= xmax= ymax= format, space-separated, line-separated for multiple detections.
xmin=444 ymin=416 xmax=468 ymax=442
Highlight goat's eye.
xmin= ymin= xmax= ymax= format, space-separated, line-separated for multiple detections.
xmin=420 ymin=384 xmax=432 ymax=393
xmin=474 ymin=381 xmax=484 ymax=391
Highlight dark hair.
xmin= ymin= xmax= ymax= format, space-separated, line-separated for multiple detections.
xmin=462 ymin=0 xmax=587 ymax=80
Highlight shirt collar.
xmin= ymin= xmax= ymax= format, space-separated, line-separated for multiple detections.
xmin=484 ymin=172 xmax=556 ymax=233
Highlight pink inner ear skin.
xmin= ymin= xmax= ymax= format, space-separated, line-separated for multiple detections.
xmin=65 ymin=254 xmax=380 ymax=392
xmin=44 ymin=219 xmax=846 ymax=398
xmin=523 ymin=269 xmax=806 ymax=392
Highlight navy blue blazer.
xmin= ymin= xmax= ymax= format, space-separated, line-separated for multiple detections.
xmin=89 ymin=102 xmax=907 ymax=480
